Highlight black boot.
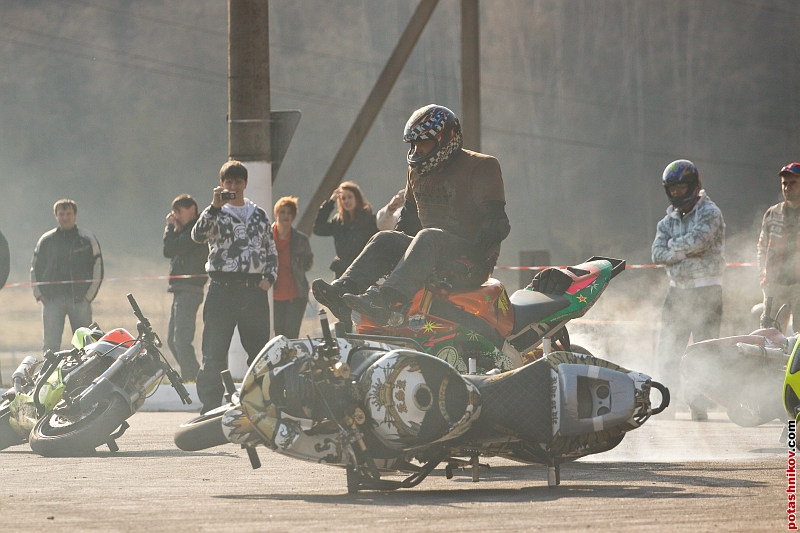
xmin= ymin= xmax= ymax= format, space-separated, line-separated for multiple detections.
xmin=311 ymin=279 xmax=354 ymax=323
xmin=343 ymin=286 xmax=406 ymax=327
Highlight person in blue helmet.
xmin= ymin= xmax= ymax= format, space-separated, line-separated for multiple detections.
xmin=652 ymin=159 xmax=726 ymax=421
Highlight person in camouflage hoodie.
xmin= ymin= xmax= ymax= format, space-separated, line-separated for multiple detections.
xmin=652 ymin=159 xmax=726 ymax=421
xmin=191 ymin=160 xmax=278 ymax=413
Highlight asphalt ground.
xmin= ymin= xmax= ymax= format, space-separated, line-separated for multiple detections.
xmin=0 ymin=409 xmax=789 ymax=532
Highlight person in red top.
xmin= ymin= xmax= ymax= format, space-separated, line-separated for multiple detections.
xmin=272 ymin=196 xmax=313 ymax=338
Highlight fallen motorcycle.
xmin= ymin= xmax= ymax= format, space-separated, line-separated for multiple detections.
xmin=1 ymin=294 xmax=191 ymax=455
xmin=175 ymin=310 xmax=669 ymax=492
xmin=0 ymin=325 xmax=104 ymax=451
xmin=347 ymin=256 xmax=626 ymax=373
xmin=680 ymin=298 xmax=790 ymax=427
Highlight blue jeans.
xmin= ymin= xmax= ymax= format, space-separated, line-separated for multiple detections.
xmin=167 ymin=290 xmax=204 ymax=381
xmin=41 ymin=294 xmax=92 ymax=353
xmin=196 ymin=281 xmax=271 ymax=412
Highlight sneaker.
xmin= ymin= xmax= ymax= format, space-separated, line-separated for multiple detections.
xmin=343 ymin=287 xmax=396 ymax=326
xmin=311 ymin=279 xmax=352 ymax=323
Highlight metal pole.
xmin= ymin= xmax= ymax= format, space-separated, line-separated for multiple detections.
xmin=228 ymin=0 xmax=272 ymax=378
xmin=228 ymin=0 xmax=270 ymax=162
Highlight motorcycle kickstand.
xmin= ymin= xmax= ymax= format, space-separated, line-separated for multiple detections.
xmin=547 ymin=460 xmax=561 ymax=488
xmin=444 ymin=455 xmax=490 ymax=481
xmin=243 ymin=444 xmax=261 ymax=469
xmin=105 ymin=421 xmax=130 ymax=453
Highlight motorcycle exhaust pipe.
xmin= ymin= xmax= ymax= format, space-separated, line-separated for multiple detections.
xmin=11 ymin=355 xmax=39 ymax=393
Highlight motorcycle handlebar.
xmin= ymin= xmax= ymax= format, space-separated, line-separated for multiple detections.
xmin=127 ymin=293 xmax=145 ymax=323
xmin=127 ymin=293 xmax=162 ymax=347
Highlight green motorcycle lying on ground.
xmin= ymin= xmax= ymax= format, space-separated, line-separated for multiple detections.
xmin=0 ymin=294 xmax=191 ymax=455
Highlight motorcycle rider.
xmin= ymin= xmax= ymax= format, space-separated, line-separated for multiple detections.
xmin=757 ymin=162 xmax=800 ymax=333
xmin=652 ymin=159 xmax=725 ymax=421
xmin=312 ymin=104 xmax=510 ymax=326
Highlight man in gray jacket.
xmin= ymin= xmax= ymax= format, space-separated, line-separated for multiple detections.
xmin=652 ymin=159 xmax=725 ymax=421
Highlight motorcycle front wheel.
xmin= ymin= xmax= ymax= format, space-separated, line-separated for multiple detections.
xmin=0 ymin=401 xmax=25 ymax=451
xmin=174 ymin=405 xmax=229 ymax=451
xmin=28 ymin=394 xmax=131 ymax=457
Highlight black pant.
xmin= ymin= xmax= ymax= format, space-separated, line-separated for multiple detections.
xmin=341 ymin=229 xmax=472 ymax=301
xmin=273 ymin=297 xmax=307 ymax=339
xmin=196 ymin=281 xmax=270 ymax=412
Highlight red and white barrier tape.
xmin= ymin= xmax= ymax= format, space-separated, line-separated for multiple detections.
xmin=3 ymin=274 xmax=208 ymax=289
xmin=495 ymin=262 xmax=758 ymax=271
xmin=3 ymin=263 xmax=759 ymax=288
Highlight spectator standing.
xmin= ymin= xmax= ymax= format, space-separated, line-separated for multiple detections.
xmin=757 ymin=162 xmax=800 ymax=332
xmin=191 ymin=161 xmax=277 ymax=413
xmin=652 ymin=159 xmax=725 ymax=421
xmin=31 ymin=199 xmax=103 ymax=353
xmin=163 ymin=194 xmax=208 ymax=381
xmin=313 ymin=181 xmax=378 ymax=278
xmin=0 ymin=227 xmax=8 ymax=290
xmin=272 ymin=196 xmax=313 ymax=339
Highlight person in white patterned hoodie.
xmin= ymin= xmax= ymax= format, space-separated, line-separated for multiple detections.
xmin=191 ymin=160 xmax=278 ymax=414
xmin=652 ymin=159 xmax=726 ymax=421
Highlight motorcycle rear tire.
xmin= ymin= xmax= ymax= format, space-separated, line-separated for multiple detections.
xmin=174 ymin=407 xmax=228 ymax=451
xmin=28 ymin=394 xmax=131 ymax=457
xmin=0 ymin=402 xmax=25 ymax=451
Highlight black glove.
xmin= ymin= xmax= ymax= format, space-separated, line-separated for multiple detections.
xmin=529 ymin=268 xmax=573 ymax=295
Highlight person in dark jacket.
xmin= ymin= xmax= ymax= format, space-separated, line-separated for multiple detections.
xmin=0 ymin=228 xmax=9 ymax=291
xmin=313 ymin=181 xmax=377 ymax=278
xmin=31 ymin=199 xmax=103 ymax=353
xmin=272 ymin=196 xmax=313 ymax=338
xmin=163 ymin=194 xmax=208 ymax=381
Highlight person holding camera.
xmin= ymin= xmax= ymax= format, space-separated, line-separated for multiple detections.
xmin=163 ymin=194 xmax=207 ymax=382
xmin=191 ymin=160 xmax=278 ymax=414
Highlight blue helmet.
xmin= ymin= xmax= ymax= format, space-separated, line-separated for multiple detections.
xmin=662 ymin=159 xmax=701 ymax=211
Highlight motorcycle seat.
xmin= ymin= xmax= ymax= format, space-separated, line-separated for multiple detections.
xmin=508 ymin=290 xmax=570 ymax=335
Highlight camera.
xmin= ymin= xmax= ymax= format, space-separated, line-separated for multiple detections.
xmin=220 ymin=192 xmax=236 ymax=200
